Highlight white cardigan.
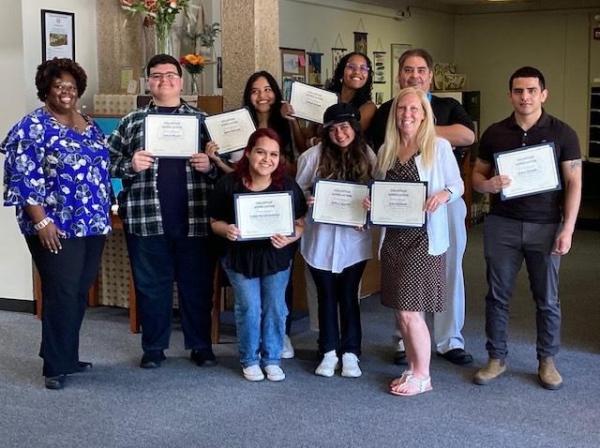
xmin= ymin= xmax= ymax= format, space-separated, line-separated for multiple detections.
xmin=378 ymin=137 xmax=464 ymax=256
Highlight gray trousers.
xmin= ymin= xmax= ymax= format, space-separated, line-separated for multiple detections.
xmin=483 ymin=214 xmax=561 ymax=360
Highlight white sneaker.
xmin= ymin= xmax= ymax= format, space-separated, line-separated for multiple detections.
xmin=281 ymin=335 xmax=295 ymax=359
xmin=264 ymin=364 xmax=286 ymax=381
xmin=242 ymin=365 xmax=264 ymax=382
xmin=341 ymin=353 xmax=362 ymax=378
xmin=315 ymin=350 xmax=339 ymax=377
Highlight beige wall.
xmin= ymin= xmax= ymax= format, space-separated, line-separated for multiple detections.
xmin=454 ymin=10 xmax=591 ymax=156
xmin=279 ymin=1 xmax=456 ymax=104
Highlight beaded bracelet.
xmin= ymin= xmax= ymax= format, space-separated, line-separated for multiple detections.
xmin=33 ymin=217 xmax=53 ymax=231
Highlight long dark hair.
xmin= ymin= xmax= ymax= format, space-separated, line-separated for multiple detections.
xmin=329 ymin=52 xmax=373 ymax=109
xmin=242 ymin=71 xmax=292 ymax=149
xmin=318 ymin=118 xmax=373 ymax=183
xmin=235 ymin=128 xmax=286 ymax=189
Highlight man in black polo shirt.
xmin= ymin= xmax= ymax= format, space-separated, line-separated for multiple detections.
xmin=472 ymin=66 xmax=582 ymax=390
xmin=369 ymin=48 xmax=476 ymax=366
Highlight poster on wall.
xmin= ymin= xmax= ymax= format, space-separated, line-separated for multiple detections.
xmin=280 ymin=47 xmax=306 ymax=85
xmin=372 ymin=51 xmax=386 ymax=84
xmin=354 ymin=32 xmax=368 ymax=54
xmin=391 ymin=43 xmax=412 ymax=98
xmin=41 ymin=9 xmax=75 ymax=61
xmin=307 ymin=52 xmax=323 ymax=86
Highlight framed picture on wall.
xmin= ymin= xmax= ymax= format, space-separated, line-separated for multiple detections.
xmin=307 ymin=52 xmax=323 ymax=86
xmin=280 ymin=47 xmax=306 ymax=84
xmin=41 ymin=9 xmax=75 ymax=61
xmin=354 ymin=32 xmax=368 ymax=54
xmin=391 ymin=43 xmax=411 ymax=98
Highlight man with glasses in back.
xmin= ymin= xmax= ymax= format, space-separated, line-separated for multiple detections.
xmin=109 ymin=54 xmax=217 ymax=369
xmin=369 ymin=48 xmax=476 ymax=367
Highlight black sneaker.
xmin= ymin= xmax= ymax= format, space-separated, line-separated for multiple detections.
xmin=140 ymin=350 xmax=166 ymax=369
xmin=45 ymin=375 xmax=66 ymax=390
xmin=190 ymin=349 xmax=217 ymax=367
xmin=438 ymin=348 xmax=473 ymax=365
xmin=75 ymin=361 xmax=93 ymax=372
xmin=394 ymin=350 xmax=408 ymax=365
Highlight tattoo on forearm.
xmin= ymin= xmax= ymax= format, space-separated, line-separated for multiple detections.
xmin=569 ymin=160 xmax=582 ymax=170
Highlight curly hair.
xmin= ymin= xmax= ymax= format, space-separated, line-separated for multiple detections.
xmin=35 ymin=58 xmax=87 ymax=102
xmin=328 ymin=52 xmax=373 ymax=109
xmin=234 ymin=128 xmax=286 ymax=189
xmin=242 ymin=71 xmax=291 ymax=149
xmin=318 ymin=118 xmax=373 ymax=183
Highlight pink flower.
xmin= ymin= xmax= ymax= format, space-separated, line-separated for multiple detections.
xmin=120 ymin=0 xmax=135 ymax=6
xmin=144 ymin=0 xmax=157 ymax=11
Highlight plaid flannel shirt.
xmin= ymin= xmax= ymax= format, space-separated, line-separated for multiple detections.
xmin=108 ymin=100 xmax=216 ymax=237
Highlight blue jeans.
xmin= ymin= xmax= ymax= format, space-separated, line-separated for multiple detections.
xmin=223 ymin=263 xmax=290 ymax=368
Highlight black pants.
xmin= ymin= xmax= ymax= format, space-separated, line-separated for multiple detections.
xmin=309 ymin=261 xmax=366 ymax=357
xmin=125 ymin=234 xmax=215 ymax=353
xmin=26 ymin=235 xmax=106 ymax=377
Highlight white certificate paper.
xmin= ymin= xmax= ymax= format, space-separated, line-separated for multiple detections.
xmin=235 ymin=192 xmax=295 ymax=240
xmin=312 ymin=179 xmax=369 ymax=227
xmin=495 ymin=143 xmax=561 ymax=200
xmin=289 ymin=82 xmax=338 ymax=124
xmin=205 ymin=108 xmax=256 ymax=155
xmin=144 ymin=114 xmax=200 ymax=158
xmin=370 ymin=180 xmax=427 ymax=227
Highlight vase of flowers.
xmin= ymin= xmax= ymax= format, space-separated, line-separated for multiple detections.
xmin=120 ymin=0 xmax=188 ymax=55
xmin=180 ymin=53 xmax=214 ymax=94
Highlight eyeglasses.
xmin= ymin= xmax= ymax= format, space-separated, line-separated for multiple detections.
xmin=345 ymin=63 xmax=370 ymax=73
xmin=148 ymin=72 xmax=180 ymax=81
xmin=52 ymin=82 xmax=77 ymax=92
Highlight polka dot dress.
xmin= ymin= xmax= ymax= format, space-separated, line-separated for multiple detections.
xmin=380 ymin=156 xmax=446 ymax=312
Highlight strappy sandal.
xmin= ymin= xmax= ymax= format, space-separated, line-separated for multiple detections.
xmin=388 ymin=370 xmax=413 ymax=391
xmin=389 ymin=375 xmax=432 ymax=397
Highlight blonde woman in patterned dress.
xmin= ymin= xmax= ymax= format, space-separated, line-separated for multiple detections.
xmin=372 ymin=87 xmax=463 ymax=396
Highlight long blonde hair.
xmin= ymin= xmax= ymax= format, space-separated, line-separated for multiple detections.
xmin=375 ymin=87 xmax=436 ymax=177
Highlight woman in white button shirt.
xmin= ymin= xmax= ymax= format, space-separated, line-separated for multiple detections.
xmin=296 ymin=103 xmax=376 ymax=378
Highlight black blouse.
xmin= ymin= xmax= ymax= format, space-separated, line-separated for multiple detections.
xmin=209 ymin=173 xmax=307 ymax=277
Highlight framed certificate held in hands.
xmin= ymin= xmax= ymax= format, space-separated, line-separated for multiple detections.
xmin=204 ymin=108 xmax=256 ymax=155
xmin=370 ymin=180 xmax=427 ymax=228
xmin=289 ymin=82 xmax=338 ymax=124
xmin=312 ymin=179 xmax=369 ymax=227
xmin=144 ymin=113 xmax=201 ymax=158
xmin=494 ymin=142 xmax=561 ymax=200
xmin=235 ymin=191 xmax=295 ymax=241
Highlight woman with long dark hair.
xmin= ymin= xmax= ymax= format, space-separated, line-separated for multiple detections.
xmin=209 ymin=128 xmax=306 ymax=381
xmin=296 ymin=103 xmax=376 ymax=378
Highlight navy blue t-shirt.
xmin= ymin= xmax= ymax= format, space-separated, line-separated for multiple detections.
xmin=156 ymin=106 xmax=188 ymax=237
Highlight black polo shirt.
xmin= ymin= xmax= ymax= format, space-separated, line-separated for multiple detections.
xmin=478 ymin=110 xmax=580 ymax=223
xmin=368 ymin=95 xmax=475 ymax=153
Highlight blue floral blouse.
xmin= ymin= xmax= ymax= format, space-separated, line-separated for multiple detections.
xmin=1 ymin=107 xmax=112 ymax=237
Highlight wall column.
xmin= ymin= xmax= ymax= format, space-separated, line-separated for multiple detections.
xmin=221 ymin=0 xmax=280 ymax=111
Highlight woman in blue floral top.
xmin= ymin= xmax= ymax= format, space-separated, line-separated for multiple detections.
xmin=1 ymin=58 xmax=111 ymax=390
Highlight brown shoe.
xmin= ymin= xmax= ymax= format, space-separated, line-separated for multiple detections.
xmin=538 ymin=357 xmax=563 ymax=390
xmin=473 ymin=358 xmax=507 ymax=385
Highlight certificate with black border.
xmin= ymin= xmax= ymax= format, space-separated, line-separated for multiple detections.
xmin=289 ymin=82 xmax=338 ymax=124
xmin=369 ymin=180 xmax=427 ymax=228
xmin=144 ymin=113 xmax=201 ymax=158
xmin=312 ymin=179 xmax=369 ymax=227
xmin=494 ymin=142 xmax=561 ymax=201
xmin=234 ymin=191 xmax=295 ymax=241
xmin=204 ymin=108 xmax=256 ymax=155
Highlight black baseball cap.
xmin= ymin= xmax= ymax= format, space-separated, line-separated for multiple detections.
xmin=323 ymin=102 xmax=361 ymax=127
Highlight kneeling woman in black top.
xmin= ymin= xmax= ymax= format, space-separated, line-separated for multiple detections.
xmin=209 ymin=128 xmax=307 ymax=382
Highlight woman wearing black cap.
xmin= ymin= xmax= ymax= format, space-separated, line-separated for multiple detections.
xmin=296 ymin=103 xmax=376 ymax=378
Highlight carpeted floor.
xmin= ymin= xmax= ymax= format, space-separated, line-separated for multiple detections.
xmin=1 ymin=225 xmax=599 ymax=448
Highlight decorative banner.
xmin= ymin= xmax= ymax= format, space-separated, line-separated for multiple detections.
xmin=354 ymin=32 xmax=368 ymax=54
xmin=331 ymin=48 xmax=347 ymax=73
xmin=391 ymin=43 xmax=412 ymax=98
xmin=372 ymin=51 xmax=386 ymax=84
xmin=307 ymin=52 xmax=323 ymax=86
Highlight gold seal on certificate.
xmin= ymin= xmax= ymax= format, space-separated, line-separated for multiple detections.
xmin=494 ymin=142 xmax=561 ymax=200
xmin=144 ymin=113 xmax=201 ymax=158
xmin=204 ymin=108 xmax=256 ymax=155
xmin=312 ymin=179 xmax=369 ymax=227
xmin=370 ymin=180 xmax=427 ymax=227
xmin=289 ymin=82 xmax=338 ymax=124
xmin=235 ymin=191 xmax=295 ymax=240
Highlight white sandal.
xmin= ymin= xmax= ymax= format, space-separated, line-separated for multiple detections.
xmin=390 ymin=375 xmax=432 ymax=396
